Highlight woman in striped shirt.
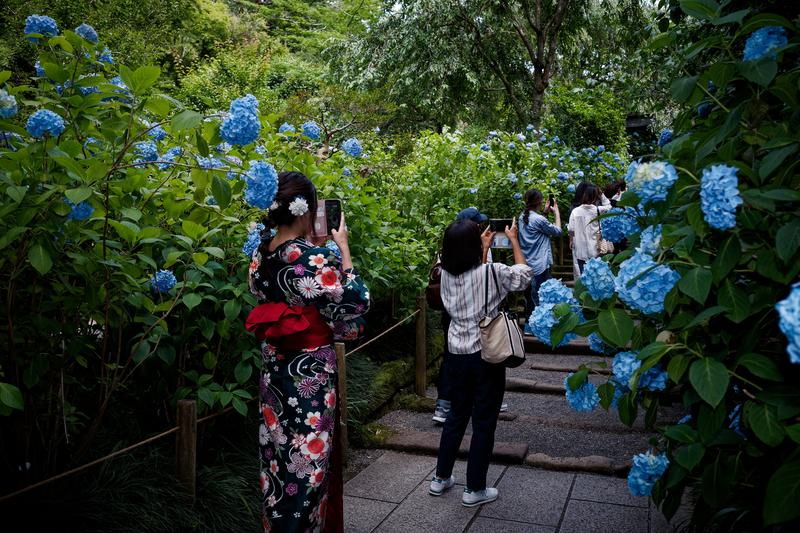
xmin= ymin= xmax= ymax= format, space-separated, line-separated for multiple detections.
xmin=429 ymin=218 xmax=532 ymax=507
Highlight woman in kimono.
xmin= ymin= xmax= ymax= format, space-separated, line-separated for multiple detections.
xmin=245 ymin=171 xmax=370 ymax=532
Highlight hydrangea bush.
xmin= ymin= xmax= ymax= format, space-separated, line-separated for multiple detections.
xmin=559 ymin=6 xmax=800 ymax=529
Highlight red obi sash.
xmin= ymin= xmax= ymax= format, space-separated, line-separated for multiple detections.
xmin=245 ymin=302 xmax=333 ymax=351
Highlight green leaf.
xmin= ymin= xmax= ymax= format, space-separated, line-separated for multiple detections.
xmin=711 ymin=8 xmax=750 ymax=25
xmin=232 ymin=397 xmax=248 ymax=416
xmin=219 ymin=391 xmax=233 ymax=407
xmin=618 ymin=393 xmax=638 ymax=427
xmin=224 ymin=300 xmax=241 ymax=321
xmin=64 ymin=187 xmax=93 ymax=205
xmin=0 ymin=71 xmax=10 ymax=85
xmin=6 ymin=185 xmax=28 ymax=203
xmin=787 ymin=424 xmax=800 ymax=444
xmin=234 ymin=361 xmax=253 ymax=384
xmin=171 ymin=110 xmax=202 ymax=132
xmin=0 ymin=227 xmax=27 ymax=251
xmin=597 ymin=382 xmax=615 ymax=410
xmin=764 ymin=461 xmax=800 ymax=524
xmin=551 ymin=312 xmax=579 ymax=348
xmin=203 ymin=246 xmax=225 ymax=259
xmin=760 ymin=144 xmax=798 ymax=179
xmin=667 ymin=354 xmax=691 ymax=383
xmin=685 ymin=306 xmax=726 ymax=328
xmin=203 ymin=351 xmax=217 ymax=370
xmin=637 ymin=341 xmax=669 ymax=361
xmin=182 ymin=293 xmax=202 ymax=311
xmin=678 ymin=267 xmax=712 ymax=304
xmin=776 ymin=219 xmax=800 ymax=262
xmin=566 ymin=368 xmax=588 ymax=391
xmin=0 ymin=382 xmax=24 ymax=410
xmin=181 ymin=220 xmax=206 ymax=241
xmin=679 ymin=0 xmax=719 ymax=19
xmin=675 ymin=443 xmax=705 ymax=471
xmin=670 ymin=75 xmax=698 ymax=103
xmin=130 ymin=65 xmax=160 ymax=94
xmin=197 ymin=387 xmax=214 ymax=407
xmin=689 ymin=358 xmax=729 ymax=407
xmin=737 ymin=353 xmax=782 ymax=382
xmin=28 ymin=243 xmax=52 ymax=275
xmin=745 ymin=402 xmax=785 ymax=447
xmin=717 ymin=280 xmax=750 ymax=323
xmin=664 ymin=424 xmax=698 ymax=444
xmin=211 ymin=175 xmax=231 ymax=209
xmin=195 ymin=129 xmax=209 ymax=157
xmin=597 ymin=309 xmax=634 ymax=347
xmin=711 ymin=235 xmax=741 ymax=283
xmin=702 ymin=455 xmax=733 ymax=506
xmin=739 ymin=58 xmax=778 ymax=87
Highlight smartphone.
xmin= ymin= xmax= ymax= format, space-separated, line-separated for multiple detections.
xmin=314 ymin=199 xmax=342 ymax=236
xmin=548 ymin=194 xmax=554 ymax=206
xmin=489 ymin=218 xmax=513 ymax=248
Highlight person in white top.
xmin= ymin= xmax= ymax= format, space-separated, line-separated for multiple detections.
xmin=568 ymin=184 xmax=612 ymax=275
xmin=429 ymin=218 xmax=532 ymax=508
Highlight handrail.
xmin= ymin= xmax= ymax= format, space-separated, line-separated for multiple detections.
xmin=344 ymin=309 xmax=420 ymax=358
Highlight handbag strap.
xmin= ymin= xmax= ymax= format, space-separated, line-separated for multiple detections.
xmin=596 ymin=205 xmax=604 ymax=240
xmin=483 ymin=264 xmax=490 ymax=318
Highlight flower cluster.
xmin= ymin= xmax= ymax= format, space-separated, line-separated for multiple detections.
xmin=600 ymin=208 xmax=639 ymax=243
xmin=0 ymin=89 xmax=18 ymax=119
xmin=615 ymin=252 xmax=680 ymax=315
xmin=242 ymin=223 xmax=265 ymax=258
xmin=342 ymin=137 xmax=363 ymax=157
xmin=75 ymin=22 xmax=98 ymax=43
xmin=624 ymin=161 xmax=678 ymax=205
xmin=657 ymin=129 xmax=672 ymax=147
xmin=148 ymin=124 xmax=167 ymax=142
xmin=700 ymin=164 xmax=742 ymax=230
xmin=150 ymin=270 xmax=177 ymax=293
xmin=278 ymin=122 xmax=295 ymax=134
xmin=743 ymin=26 xmax=788 ymax=62
xmin=581 ymin=258 xmax=615 ymax=301
xmin=26 ymin=109 xmax=65 ymax=138
xmin=636 ymin=225 xmax=662 ymax=255
xmin=134 ymin=141 xmax=159 ymax=163
xmin=627 ymin=451 xmax=669 ymax=497
xmin=302 ymin=121 xmax=321 ymax=141
xmin=564 ymin=374 xmax=600 ymax=412
xmin=220 ymin=94 xmax=261 ymax=146
xmin=97 ymin=47 xmax=114 ymax=64
xmin=195 ymin=155 xmax=225 ymax=170
xmin=638 ymin=365 xmax=668 ymax=391
xmin=158 ymin=147 xmax=182 ymax=170
xmin=65 ymin=199 xmax=94 ymax=221
xmin=538 ymin=278 xmax=576 ymax=306
xmin=777 ymin=283 xmax=800 ymax=364
xmin=588 ymin=332 xmax=612 ymax=354
xmin=25 ymin=15 xmax=59 ymax=42
xmin=528 ymin=303 xmax=576 ymax=347
xmin=244 ymin=160 xmax=279 ymax=209
xmin=612 ymin=351 xmax=640 ymax=389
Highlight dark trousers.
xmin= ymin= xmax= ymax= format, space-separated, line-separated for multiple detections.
xmin=524 ymin=268 xmax=551 ymax=316
xmin=435 ymin=351 xmax=506 ymax=491
xmin=437 ymin=312 xmax=454 ymax=402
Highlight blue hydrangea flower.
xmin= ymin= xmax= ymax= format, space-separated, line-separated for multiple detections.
xmin=700 ymin=164 xmax=742 ymax=230
xmin=728 ymin=404 xmax=745 ymax=438
xmin=230 ymin=94 xmax=259 ymax=115
xmin=513 ymin=193 xmax=522 ymax=200
xmin=528 ymin=303 xmax=576 ymax=347
xmin=526 ymin=124 xmax=534 ymax=131
xmin=538 ymin=278 xmax=577 ymax=305
xmin=564 ymin=374 xmax=599 ymax=412
xmin=541 ymin=162 xmax=548 ymax=169
xmin=638 ymin=365 xmax=668 ymax=391
xmin=98 ymin=47 xmax=114 ymax=64
xmin=657 ymin=129 xmax=672 ymax=147
xmin=75 ymin=23 xmax=98 ymax=43
xmin=83 ymin=136 xmax=102 ymax=156
xmin=134 ymin=141 xmax=159 ymax=162
xmin=743 ymin=26 xmax=788 ymax=62
xmin=677 ymin=414 xmax=692 ymax=425
xmin=0 ymin=131 xmax=23 ymax=149
xmin=342 ymin=137 xmax=363 ymax=157
xmin=278 ymin=122 xmax=295 ymax=134
xmin=34 ymin=61 xmax=46 ymax=77
xmin=26 ymin=109 xmax=65 ymax=138
xmin=215 ymin=142 xmax=231 ymax=153
xmin=77 ymin=77 xmax=99 ymax=96
xmin=615 ymin=252 xmax=680 ymax=315
xmin=342 ymin=167 xmax=351 ymax=177
xmin=65 ymin=198 xmax=94 ymax=221
xmin=636 ymin=225 xmax=662 ymax=255
xmin=612 ymin=351 xmax=641 ymax=388
xmin=567 ymin=184 xmax=576 ymax=193
xmin=302 ymin=120 xmax=321 ymax=141
xmin=581 ymin=258 xmax=615 ymax=301
xmin=508 ymin=173 xmax=517 ymax=184
xmin=576 ymin=170 xmax=585 ymax=178
xmin=244 ymin=160 xmax=278 ymax=209
xmin=480 ymin=143 xmax=490 ymax=151
xmin=588 ymin=332 xmax=612 ymax=354
xmin=507 ymin=142 xmax=516 ymax=150
xmin=601 ymin=208 xmax=639 ymax=243
xmin=597 ymin=145 xmax=605 ymax=153
xmin=777 ymin=282 xmax=800 ymax=364
xmin=625 ymin=161 xmax=678 ymax=205
xmin=158 ymin=146 xmax=182 ymax=170
xmin=195 ymin=155 xmax=225 ymax=170
xmin=242 ymin=223 xmax=265 ymax=258
xmin=521 ymin=170 xmax=529 ymax=177
xmin=516 ymin=133 xmax=525 ymax=142
xmin=552 ymin=136 xmax=560 ymax=143
xmin=220 ymin=108 xmax=260 ymax=146
xmin=206 ymin=196 xmax=217 ymax=206
xmin=469 ymin=187 xmax=478 ymax=194
xmin=488 ymin=130 xmax=498 ymax=139
xmin=459 ymin=146 xmax=470 ymax=155
xmin=628 ymin=451 xmax=669 ymax=497
xmin=557 ymin=172 xmax=568 ymax=181
xmin=25 ymin=15 xmax=59 ymax=42
xmin=697 ymin=102 xmax=712 ymax=119
xmin=0 ymin=89 xmax=18 ymax=119
xmin=150 ymin=270 xmax=177 ymax=293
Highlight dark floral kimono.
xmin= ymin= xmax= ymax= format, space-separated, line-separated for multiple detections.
xmin=248 ymin=237 xmax=369 ymax=532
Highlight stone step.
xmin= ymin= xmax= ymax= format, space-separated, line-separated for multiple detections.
xmin=528 ymin=361 xmax=612 ymax=375
xmin=382 ymin=429 xmax=528 ymax=464
xmin=524 ymin=335 xmax=592 ymax=356
xmin=506 ymin=377 xmax=564 ymax=394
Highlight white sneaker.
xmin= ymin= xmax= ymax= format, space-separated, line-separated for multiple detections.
xmin=499 ymin=402 xmax=509 ymax=413
xmin=429 ymin=475 xmax=455 ymax=496
xmin=461 ymin=487 xmax=498 ymax=507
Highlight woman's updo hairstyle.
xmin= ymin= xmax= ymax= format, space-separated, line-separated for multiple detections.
xmin=257 ymin=172 xmax=318 ymax=257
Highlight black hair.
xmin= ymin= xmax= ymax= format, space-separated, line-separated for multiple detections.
xmin=441 ymin=219 xmax=482 ymax=276
xmin=581 ymin=184 xmax=602 ymax=206
xmin=603 ymin=181 xmax=619 ymax=200
xmin=522 ymin=189 xmax=543 ymax=226
xmin=257 ymin=171 xmax=318 ymax=256
xmin=571 ymin=181 xmax=590 ymax=211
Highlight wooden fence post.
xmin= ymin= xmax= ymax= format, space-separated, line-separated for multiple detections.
xmin=335 ymin=342 xmax=348 ymax=461
xmin=176 ymin=399 xmax=197 ymax=500
xmin=415 ymin=295 xmax=427 ymax=397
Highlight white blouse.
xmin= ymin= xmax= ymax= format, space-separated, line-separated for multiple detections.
xmin=568 ymin=204 xmax=612 ymax=262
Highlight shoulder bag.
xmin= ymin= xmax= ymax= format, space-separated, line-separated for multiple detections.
xmin=479 ymin=264 xmax=526 ymax=367
xmin=425 ymin=254 xmax=445 ymax=311
xmin=596 ymin=206 xmax=615 ymax=255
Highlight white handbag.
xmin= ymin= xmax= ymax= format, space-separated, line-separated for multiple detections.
xmin=479 ymin=264 xmax=526 ymax=367
xmin=596 ymin=206 xmax=615 ymax=255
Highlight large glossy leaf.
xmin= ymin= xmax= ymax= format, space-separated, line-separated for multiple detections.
xmin=764 ymin=461 xmax=800 ymax=524
xmin=675 ymin=443 xmax=705 ymax=471
xmin=28 ymin=243 xmax=52 ymax=275
xmin=745 ymin=402 xmax=785 ymax=447
xmin=679 ymin=267 xmax=712 ymax=304
xmin=598 ymin=309 xmax=633 ymax=347
xmin=689 ymin=358 xmax=729 ymax=407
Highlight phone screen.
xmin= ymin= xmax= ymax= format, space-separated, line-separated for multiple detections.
xmin=489 ymin=218 xmax=512 ymax=232
xmin=314 ymin=199 xmax=342 ymax=236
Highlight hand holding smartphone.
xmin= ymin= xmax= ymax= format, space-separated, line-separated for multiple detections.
xmin=314 ymin=199 xmax=343 ymax=237
xmin=489 ymin=218 xmax=513 ymax=248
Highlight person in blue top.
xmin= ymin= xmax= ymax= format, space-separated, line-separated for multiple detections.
xmin=517 ymin=189 xmax=562 ymax=316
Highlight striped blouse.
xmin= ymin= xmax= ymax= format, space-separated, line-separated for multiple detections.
xmin=441 ymin=263 xmax=533 ymax=354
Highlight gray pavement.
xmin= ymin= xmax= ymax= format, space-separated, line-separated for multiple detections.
xmin=344 ymin=451 xmax=682 ymax=532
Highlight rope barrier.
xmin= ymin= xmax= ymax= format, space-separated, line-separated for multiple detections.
xmin=344 ymin=309 xmax=419 ymax=358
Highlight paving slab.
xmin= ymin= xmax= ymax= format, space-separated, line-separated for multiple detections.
xmin=343 ymin=496 xmax=396 ymax=533
xmin=559 ymin=499 xmax=649 ymax=533
xmin=450 ymin=460 xmax=506 ymax=488
xmin=468 ymin=516 xmax=555 ymax=533
xmin=375 ymin=480 xmax=479 ymax=532
xmin=481 ymin=466 xmax=573 ymax=526
xmin=524 ymin=336 xmax=590 ymax=355
xmin=570 ymin=473 xmax=647 ymax=507
xmin=344 ymin=450 xmax=436 ymax=503
xmin=382 ymin=429 xmax=528 ymax=463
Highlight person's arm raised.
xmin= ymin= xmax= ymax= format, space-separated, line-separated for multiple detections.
xmin=331 ymin=212 xmax=353 ymax=271
xmin=505 ymin=218 xmax=526 ymax=266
